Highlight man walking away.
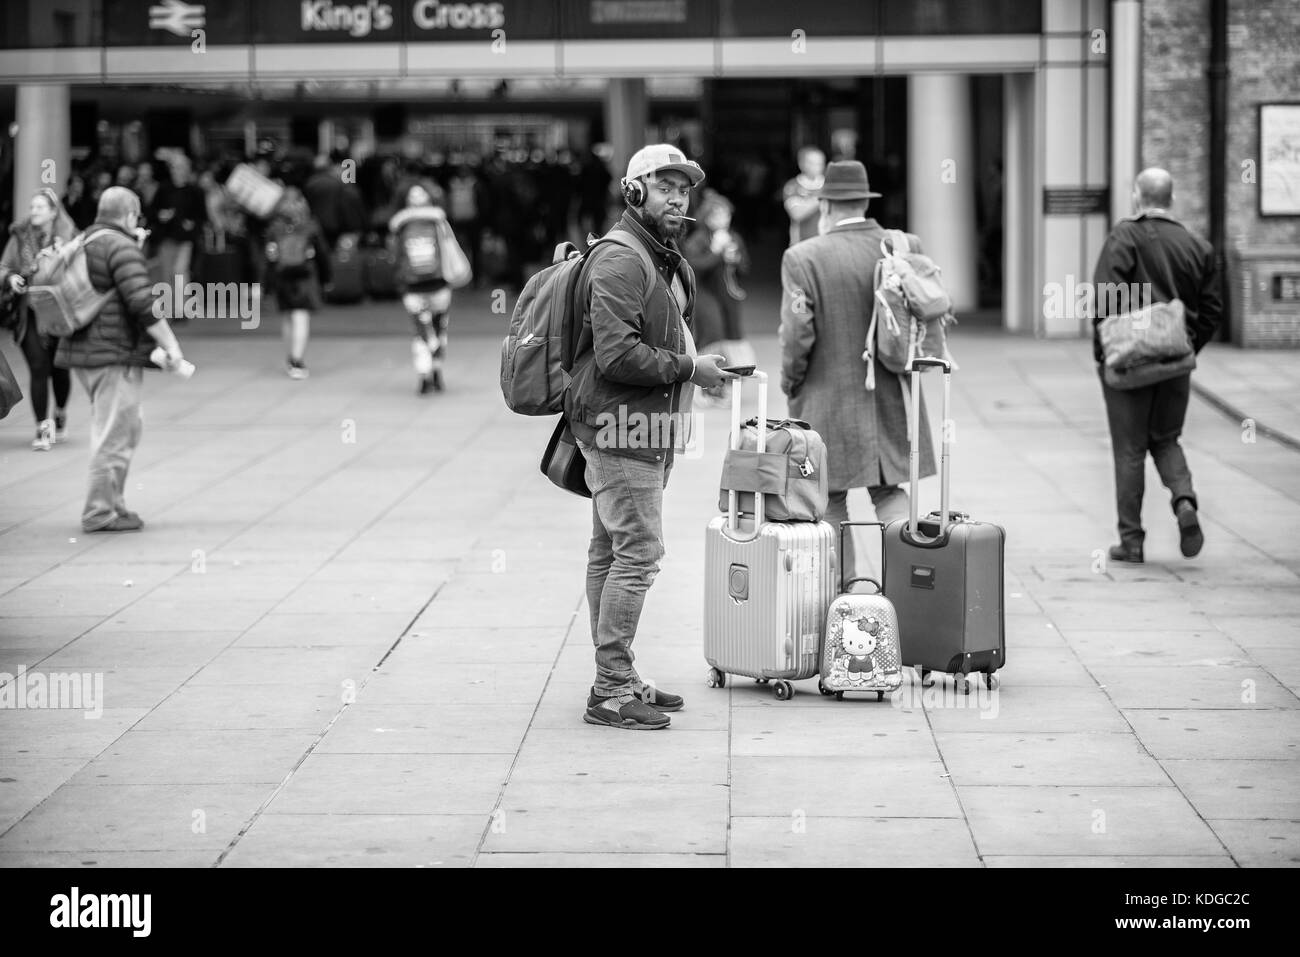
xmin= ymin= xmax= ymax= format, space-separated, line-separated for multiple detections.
xmin=565 ymin=144 xmax=735 ymax=730
xmin=1092 ymin=167 xmax=1223 ymax=563
xmin=779 ymin=160 xmax=936 ymax=580
xmin=55 ymin=187 xmax=187 ymax=532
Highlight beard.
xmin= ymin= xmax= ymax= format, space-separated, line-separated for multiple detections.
xmin=640 ymin=206 xmax=686 ymax=241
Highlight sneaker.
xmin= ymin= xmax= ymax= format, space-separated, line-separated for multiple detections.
xmin=86 ymin=513 xmax=144 ymax=533
xmin=1176 ymin=500 xmax=1204 ymax=558
xmin=286 ymin=360 xmax=309 ymax=380
xmin=1107 ymin=543 xmax=1144 ymax=564
xmin=54 ymin=411 xmax=68 ymax=443
xmin=583 ymin=690 xmax=670 ymax=730
xmin=411 ymin=338 xmax=434 ymax=376
xmin=31 ymin=420 xmax=53 ymax=452
xmin=120 ymin=510 xmax=145 ymax=528
xmin=632 ymin=680 xmax=684 ymax=712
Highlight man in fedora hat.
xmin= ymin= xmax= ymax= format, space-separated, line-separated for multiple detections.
xmin=778 ymin=160 xmax=936 ymax=578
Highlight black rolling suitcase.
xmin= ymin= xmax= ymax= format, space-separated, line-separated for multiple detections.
xmin=882 ymin=357 xmax=1006 ymax=693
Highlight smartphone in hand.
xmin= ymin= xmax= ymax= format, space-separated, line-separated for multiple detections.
xmin=721 ymin=365 xmax=756 ymax=376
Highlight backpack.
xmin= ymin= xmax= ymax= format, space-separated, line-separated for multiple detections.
xmin=500 ymin=231 xmax=655 ymax=416
xmin=864 ymin=229 xmax=957 ymax=390
xmin=398 ymin=220 xmax=442 ymax=283
xmin=267 ymin=222 xmax=314 ymax=279
xmin=27 ymin=228 xmax=116 ymax=337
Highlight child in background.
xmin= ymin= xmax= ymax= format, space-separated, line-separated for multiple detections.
xmin=264 ymin=186 xmax=331 ymax=379
xmin=389 ymin=181 xmax=455 ymax=394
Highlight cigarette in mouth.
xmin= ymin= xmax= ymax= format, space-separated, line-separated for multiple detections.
xmin=675 ymin=215 xmax=696 ymax=222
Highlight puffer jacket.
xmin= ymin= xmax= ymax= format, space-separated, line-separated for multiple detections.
xmin=55 ymin=221 xmax=157 ymax=369
xmin=565 ymin=209 xmax=698 ymax=464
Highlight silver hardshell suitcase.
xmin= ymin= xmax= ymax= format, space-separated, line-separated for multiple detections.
xmin=704 ymin=371 xmax=837 ymax=701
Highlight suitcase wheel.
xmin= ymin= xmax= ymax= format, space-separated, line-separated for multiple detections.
xmin=954 ymin=672 xmax=971 ymax=695
xmin=876 ymin=691 xmax=884 ymax=702
xmin=918 ymin=667 xmax=934 ymax=687
xmin=706 ymin=667 xmax=726 ymax=689
xmin=756 ymin=677 xmax=770 ymax=685
xmin=984 ymin=672 xmax=999 ymax=691
xmin=835 ymin=691 xmax=844 ymax=701
xmin=773 ymin=680 xmax=793 ymax=701
xmin=817 ymin=679 xmax=833 ymax=697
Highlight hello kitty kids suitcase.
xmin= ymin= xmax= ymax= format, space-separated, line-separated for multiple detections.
xmin=704 ymin=371 xmax=837 ymax=701
xmin=818 ymin=522 xmax=904 ymax=701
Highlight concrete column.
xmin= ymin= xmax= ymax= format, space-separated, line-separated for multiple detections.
xmin=907 ymin=73 xmax=978 ymax=313
xmin=604 ymin=78 xmax=648 ymax=184
xmin=13 ymin=84 xmax=70 ymax=214
xmin=1003 ymin=73 xmax=1037 ymax=334
xmin=1110 ymin=0 xmax=1142 ymax=224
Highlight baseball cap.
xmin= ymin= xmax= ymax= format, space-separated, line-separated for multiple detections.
xmin=624 ymin=144 xmax=705 ymax=187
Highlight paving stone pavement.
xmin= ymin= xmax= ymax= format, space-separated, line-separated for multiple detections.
xmin=1 ymin=303 xmax=1298 ymax=868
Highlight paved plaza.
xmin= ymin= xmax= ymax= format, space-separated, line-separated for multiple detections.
xmin=1 ymin=292 xmax=1297 ymax=868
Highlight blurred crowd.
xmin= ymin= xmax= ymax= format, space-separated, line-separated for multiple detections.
xmin=25 ymin=142 xmax=622 ymax=296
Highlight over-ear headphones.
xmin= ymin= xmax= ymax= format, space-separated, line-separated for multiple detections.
xmin=620 ymin=176 xmax=647 ymax=209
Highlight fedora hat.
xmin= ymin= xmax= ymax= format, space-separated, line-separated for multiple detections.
xmin=819 ymin=160 xmax=881 ymax=200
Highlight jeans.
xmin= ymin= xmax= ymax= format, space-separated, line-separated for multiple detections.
xmin=825 ymin=485 xmax=910 ymax=586
xmin=577 ymin=438 xmax=668 ymax=698
xmin=75 ymin=365 xmax=144 ymax=531
xmin=1101 ymin=371 xmax=1196 ymax=549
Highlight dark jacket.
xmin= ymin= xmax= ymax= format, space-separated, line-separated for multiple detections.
xmin=55 ymin=221 xmax=158 ymax=369
xmin=154 ymin=182 xmax=207 ymax=245
xmin=565 ymin=209 xmax=698 ymax=463
xmin=682 ymin=225 xmax=748 ymax=345
xmin=1091 ymin=211 xmax=1223 ymax=364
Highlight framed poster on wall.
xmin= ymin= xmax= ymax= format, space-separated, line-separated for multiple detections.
xmin=1259 ymin=103 xmax=1300 ymax=216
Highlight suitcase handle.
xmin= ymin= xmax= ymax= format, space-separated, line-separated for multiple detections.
xmin=906 ymin=357 xmax=951 ymax=542
xmin=725 ymin=369 xmax=767 ymax=541
xmin=838 ymin=521 xmax=884 ymax=594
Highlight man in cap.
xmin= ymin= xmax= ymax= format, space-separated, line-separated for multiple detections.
xmin=778 ymin=160 xmax=937 ymax=578
xmin=565 ymin=144 xmax=735 ymax=730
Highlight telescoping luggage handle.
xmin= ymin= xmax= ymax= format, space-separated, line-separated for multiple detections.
xmin=907 ymin=356 xmax=952 ymax=540
xmin=838 ymin=521 xmax=886 ymax=594
xmin=726 ymin=369 xmax=767 ymax=541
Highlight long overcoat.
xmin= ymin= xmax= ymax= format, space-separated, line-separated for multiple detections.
xmin=779 ymin=218 xmax=936 ymax=491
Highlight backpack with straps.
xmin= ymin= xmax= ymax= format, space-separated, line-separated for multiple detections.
xmin=27 ymin=228 xmax=116 ymax=337
xmin=864 ymin=229 xmax=957 ymax=390
xmin=267 ymin=221 xmax=315 ymax=279
xmin=500 ymin=231 xmax=655 ymax=416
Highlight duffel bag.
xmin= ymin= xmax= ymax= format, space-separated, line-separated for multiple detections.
xmin=719 ymin=417 xmax=829 ymax=522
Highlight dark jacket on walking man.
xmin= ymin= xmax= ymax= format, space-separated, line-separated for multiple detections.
xmin=779 ymin=160 xmax=936 ymax=579
xmin=564 ymin=143 xmax=734 ymax=731
xmin=1092 ymin=167 xmax=1223 ymax=563
xmin=55 ymin=186 xmax=186 ymax=533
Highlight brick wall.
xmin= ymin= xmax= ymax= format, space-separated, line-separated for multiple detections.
xmin=1226 ymin=0 xmax=1300 ymax=247
xmin=1140 ymin=0 xmax=1211 ymax=238
xmin=1142 ymin=0 xmax=1300 ymax=245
